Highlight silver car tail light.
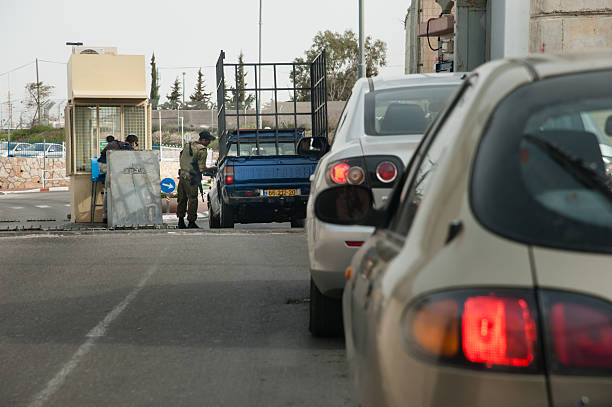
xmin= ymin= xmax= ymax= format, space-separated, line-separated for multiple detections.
xmin=375 ymin=161 xmax=398 ymax=183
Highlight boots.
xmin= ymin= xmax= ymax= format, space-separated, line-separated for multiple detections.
xmin=188 ymin=221 xmax=199 ymax=229
xmin=177 ymin=217 xmax=186 ymax=229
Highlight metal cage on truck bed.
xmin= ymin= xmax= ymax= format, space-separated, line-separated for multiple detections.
xmin=215 ymin=49 xmax=328 ymax=158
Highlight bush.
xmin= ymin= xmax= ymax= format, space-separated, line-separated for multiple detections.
xmin=0 ymin=126 xmax=65 ymax=143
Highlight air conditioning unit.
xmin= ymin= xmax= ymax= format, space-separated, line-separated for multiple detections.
xmin=72 ymin=46 xmax=118 ymax=55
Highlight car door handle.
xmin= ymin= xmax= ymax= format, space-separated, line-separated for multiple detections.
xmin=445 ymin=220 xmax=463 ymax=244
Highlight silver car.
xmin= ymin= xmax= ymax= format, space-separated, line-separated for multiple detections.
xmin=314 ymin=54 xmax=612 ymax=406
xmin=306 ymin=74 xmax=464 ymax=336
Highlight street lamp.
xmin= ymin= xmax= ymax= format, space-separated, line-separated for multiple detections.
xmin=358 ymin=0 xmax=365 ymax=78
xmin=182 ymin=72 xmax=186 ymax=108
xmin=257 ymin=0 xmax=262 ymax=129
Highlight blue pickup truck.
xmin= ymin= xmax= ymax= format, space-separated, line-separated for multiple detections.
xmin=208 ymin=130 xmax=320 ymax=228
xmin=208 ymin=50 xmax=329 ymax=228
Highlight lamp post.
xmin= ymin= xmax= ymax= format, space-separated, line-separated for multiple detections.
xmin=358 ymin=0 xmax=365 ymax=78
xmin=182 ymin=72 xmax=186 ymax=108
xmin=180 ymin=117 xmax=184 ymax=149
xmin=257 ymin=0 xmax=262 ymax=129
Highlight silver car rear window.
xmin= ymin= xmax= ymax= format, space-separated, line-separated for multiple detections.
xmin=364 ymin=85 xmax=458 ymax=136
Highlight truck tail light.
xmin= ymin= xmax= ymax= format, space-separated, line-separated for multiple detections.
xmin=224 ymin=166 xmax=234 ymax=184
xmin=544 ymin=291 xmax=612 ymax=371
xmin=376 ymin=161 xmax=397 ymax=183
xmin=404 ymin=290 xmax=539 ymax=371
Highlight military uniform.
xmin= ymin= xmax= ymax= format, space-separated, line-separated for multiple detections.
xmin=177 ymin=142 xmax=208 ymax=222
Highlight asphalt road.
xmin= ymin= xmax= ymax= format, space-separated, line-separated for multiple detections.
xmin=0 ymin=229 xmax=351 ymax=407
xmin=0 ymin=192 xmax=70 ymax=229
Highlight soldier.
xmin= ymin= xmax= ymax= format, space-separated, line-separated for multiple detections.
xmin=177 ymin=130 xmax=217 ymax=229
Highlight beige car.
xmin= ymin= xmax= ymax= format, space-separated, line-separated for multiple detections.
xmin=314 ymin=54 xmax=612 ymax=407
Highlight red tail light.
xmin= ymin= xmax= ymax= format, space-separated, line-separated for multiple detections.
xmin=376 ymin=161 xmax=397 ymax=183
xmin=404 ymin=290 xmax=539 ymax=371
xmin=330 ymin=163 xmax=350 ymax=184
xmin=548 ymin=295 xmax=612 ymax=370
xmin=462 ymin=296 xmax=536 ymax=367
xmin=224 ymin=165 xmax=234 ymax=184
xmin=405 ymin=289 xmax=612 ymax=374
xmin=345 ymin=241 xmax=364 ymax=247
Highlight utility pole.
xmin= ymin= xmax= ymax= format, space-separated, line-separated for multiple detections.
xmin=7 ymin=90 xmax=11 ymax=148
xmin=182 ymin=72 xmax=186 ymax=108
xmin=36 ymin=58 xmax=41 ymax=125
xmin=257 ymin=0 xmax=262 ymax=129
xmin=358 ymin=0 xmax=365 ymax=78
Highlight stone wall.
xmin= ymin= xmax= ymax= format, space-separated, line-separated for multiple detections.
xmin=530 ymin=0 xmax=612 ymax=54
xmin=0 ymin=158 xmax=69 ymax=191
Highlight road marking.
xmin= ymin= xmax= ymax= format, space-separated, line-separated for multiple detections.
xmin=35 ymin=205 xmax=50 ymax=208
xmin=64 ymin=204 xmax=70 ymax=207
xmin=28 ymin=258 xmax=163 ymax=407
xmin=10 ymin=206 xmax=24 ymax=209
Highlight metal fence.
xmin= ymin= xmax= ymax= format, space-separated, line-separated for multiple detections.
xmin=0 ymin=142 xmax=66 ymax=158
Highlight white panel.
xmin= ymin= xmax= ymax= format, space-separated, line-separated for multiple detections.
xmin=490 ymin=0 xmax=530 ymax=59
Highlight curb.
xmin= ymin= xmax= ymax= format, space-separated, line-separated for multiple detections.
xmin=0 ymin=186 xmax=70 ymax=195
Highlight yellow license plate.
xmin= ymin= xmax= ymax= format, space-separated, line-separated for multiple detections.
xmin=264 ymin=189 xmax=298 ymax=197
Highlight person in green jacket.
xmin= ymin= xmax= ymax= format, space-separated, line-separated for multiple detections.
xmin=177 ymin=130 xmax=217 ymax=229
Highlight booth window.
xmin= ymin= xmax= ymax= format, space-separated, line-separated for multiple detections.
xmin=124 ymin=106 xmax=146 ymax=150
xmin=98 ymin=106 xmax=122 ymax=154
xmin=74 ymin=106 xmax=97 ymax=172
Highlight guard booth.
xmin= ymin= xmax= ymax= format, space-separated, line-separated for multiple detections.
xmin=64 ymin=46 xmax=152 ymax=223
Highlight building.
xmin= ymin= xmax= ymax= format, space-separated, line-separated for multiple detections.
xmin=405 ymin=0 xmax=612 ymax=74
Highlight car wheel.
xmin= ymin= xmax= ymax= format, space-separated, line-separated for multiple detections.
xmin=220 ymin=202 xmax=234 ymax=228
xmin=309 ymin=278 xmax=344 ymax=337
xmin=290 ymin=218 xmax=305 ymax=228
xmin=208 ymin=208 xmax=220 ymax=228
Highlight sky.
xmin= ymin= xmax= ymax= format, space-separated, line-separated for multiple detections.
xmin=0 ymin=0 xmax=411 ymax=124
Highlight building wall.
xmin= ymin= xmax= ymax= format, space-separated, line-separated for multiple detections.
xmin=405 ymin=0 xmax=445 ymax=73
xmin=530 ymin=0 xmax=612 ymax=54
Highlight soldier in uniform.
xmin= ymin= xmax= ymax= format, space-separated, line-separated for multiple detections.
xmin=177 ymin=130 xmax=217 ymax=228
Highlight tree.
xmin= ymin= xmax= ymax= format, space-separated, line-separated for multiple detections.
xmin=187 ymin=68 xmax=212 ymax=110
xmin=24 ymin=81 xmax=54 ymax=126
xmin=162 ymin=77 xmax=182 ymax=110
xmin=149 ymin=53 xmax=160 ymax=109
xmin=291 ymin=30 xmax=387 ymax=101
xmin=226 ymin=52 xmax=255 ymax=110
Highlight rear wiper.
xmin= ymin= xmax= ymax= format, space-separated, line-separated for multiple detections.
xmin=523 ymin=134 xmax=612 ymax=203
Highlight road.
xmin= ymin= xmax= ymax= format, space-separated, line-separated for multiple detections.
xmin=0 ymin=191 xmax=70 ymax=229
xmin=0 ymin=229 xmax=351 ymax=407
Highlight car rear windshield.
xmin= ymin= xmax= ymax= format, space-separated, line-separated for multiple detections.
xmin=471 ymin=69 xmax=612 ymax=254
xmin=364 ymin=85 xmax=458 ymax=136
xmin=227 ymin=141 xmax=296 ymax=156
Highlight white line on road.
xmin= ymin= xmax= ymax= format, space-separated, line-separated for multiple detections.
xmin=35 ymin=205 xmax=50 ymax=208
xmin=10 ymin=206 xmax=24 ymax=209
xmin=28 ymin=256 xmax=164 ymax=407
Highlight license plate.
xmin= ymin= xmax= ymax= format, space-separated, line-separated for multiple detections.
xmin=264 ymin=189 xmax=298 ymax=197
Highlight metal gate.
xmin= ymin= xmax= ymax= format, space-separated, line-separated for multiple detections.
xmin=215 ymin=50 xmax=327 ymax=158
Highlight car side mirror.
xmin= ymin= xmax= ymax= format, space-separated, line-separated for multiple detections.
xmin=297 ymin=137 xmax=329 ymax=159
xmin=314 ymin=185 xmax=384 ymax=227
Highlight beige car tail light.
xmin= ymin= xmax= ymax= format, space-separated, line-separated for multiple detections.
xmin=403 ymin=289 xmax=541 ymax=372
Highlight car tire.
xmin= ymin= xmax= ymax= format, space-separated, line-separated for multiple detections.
xmin=290 ymin=218 xmax=305 ymax=228
xmin=309 ymin=278 xmax=344 ymax=337
xmin=220 ymin=202 xmax=234 ymax=228
xmin=208 ymin=208 xmax=220 ymax=228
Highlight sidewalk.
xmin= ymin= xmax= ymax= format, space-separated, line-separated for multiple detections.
xmin=0 ymin=186 xmax=70 ymax=194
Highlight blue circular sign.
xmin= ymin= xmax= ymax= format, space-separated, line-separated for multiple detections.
xmin=161 ymin=178 xmax=176 ymax=194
